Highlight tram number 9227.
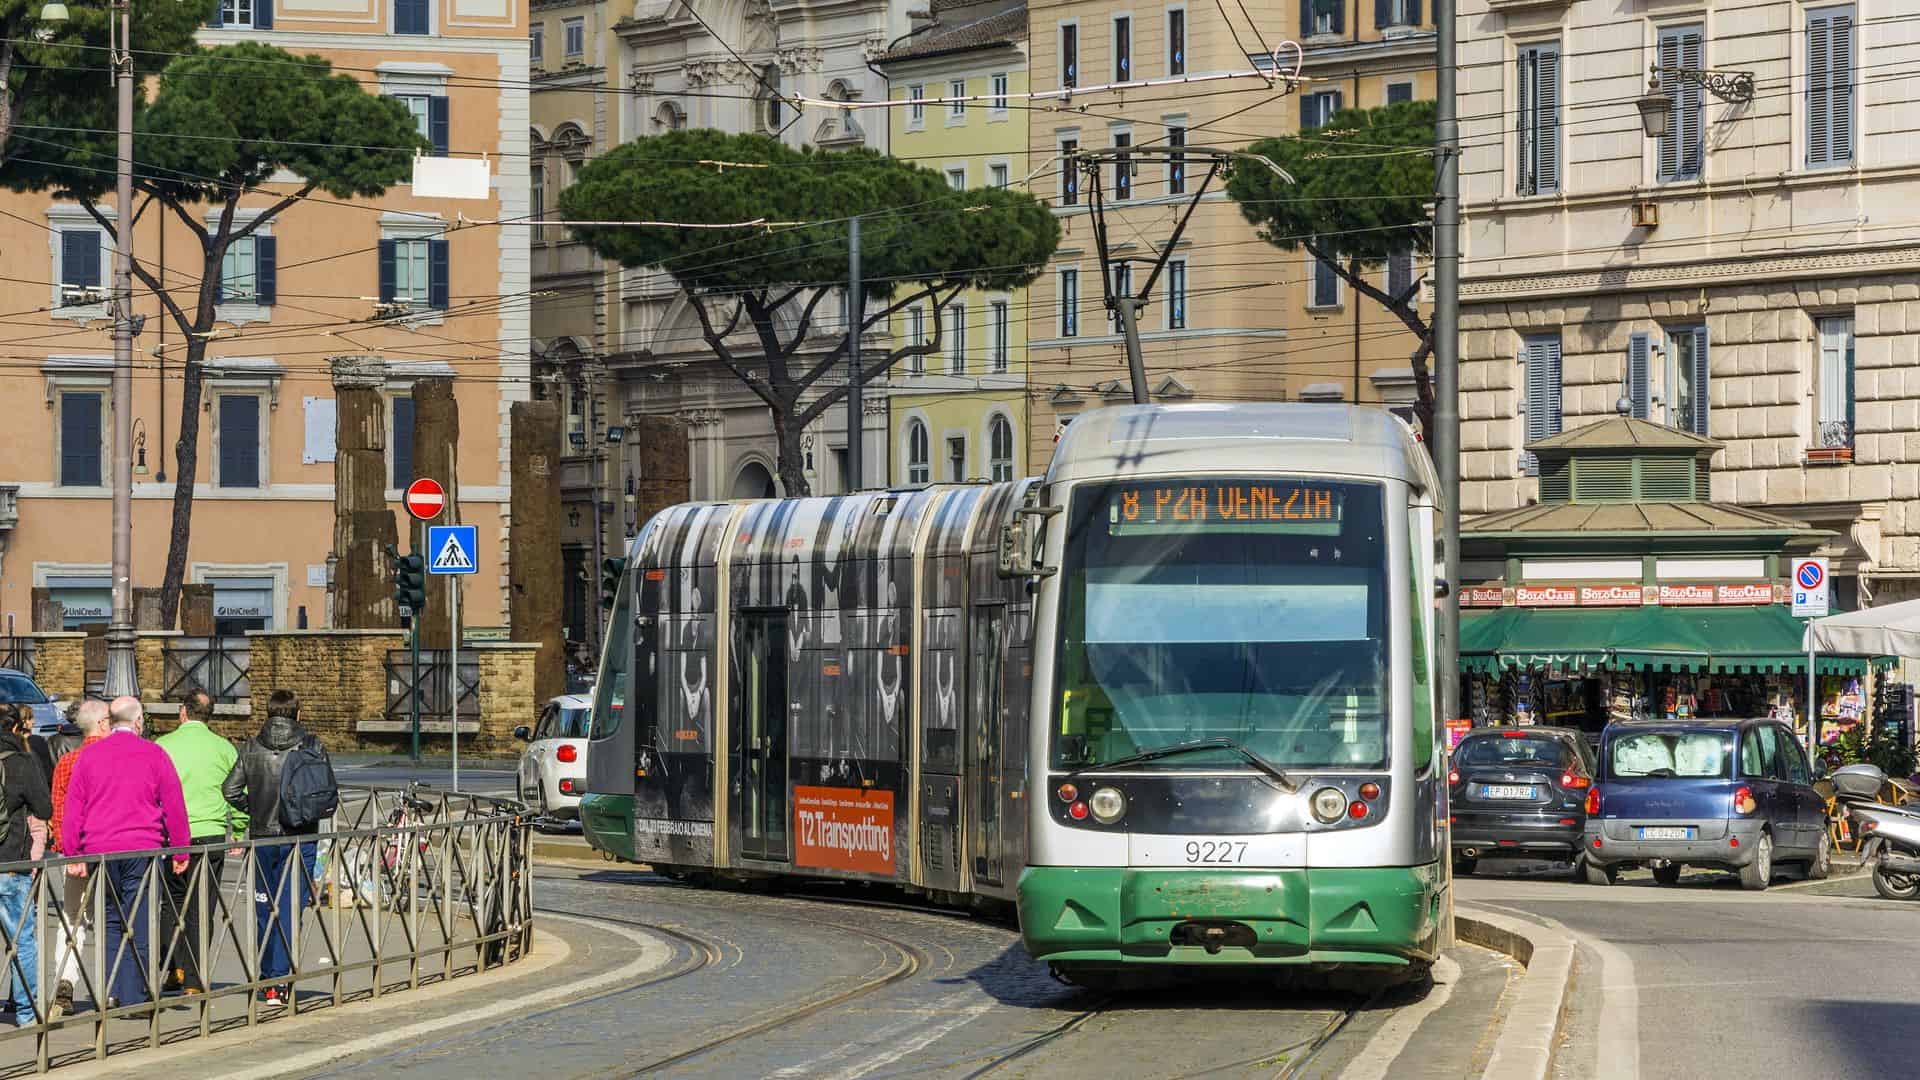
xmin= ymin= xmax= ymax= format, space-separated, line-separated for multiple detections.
xmin=1186 ymin=840 xmax=1249 ymax=864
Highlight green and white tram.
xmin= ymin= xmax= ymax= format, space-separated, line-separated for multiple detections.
xmin=580 ymin=403 xmax=1450 ymax=980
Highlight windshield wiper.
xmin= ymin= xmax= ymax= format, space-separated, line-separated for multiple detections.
xmin=1065 ymin=737 xmax=1300 ymax=792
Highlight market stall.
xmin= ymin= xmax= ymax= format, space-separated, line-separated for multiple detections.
xmin=1803 ymin=598 xmax=1920 ymax=751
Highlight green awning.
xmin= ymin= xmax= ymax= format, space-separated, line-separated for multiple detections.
xmin=1460 ymin=604 xmax=1876 ymax=675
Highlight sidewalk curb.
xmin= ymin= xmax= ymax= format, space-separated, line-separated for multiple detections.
xmin=1455 ymin=905 xmax=1575 ymax=1080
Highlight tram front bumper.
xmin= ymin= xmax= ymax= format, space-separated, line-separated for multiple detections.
xmin=1016 ymin=864 xmax=1442 ymax=968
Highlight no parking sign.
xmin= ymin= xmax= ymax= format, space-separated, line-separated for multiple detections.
xmin=1791 ymin=557 xmax=1829 ymax=617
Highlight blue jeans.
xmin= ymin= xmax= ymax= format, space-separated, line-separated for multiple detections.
xmin=101 ymin=858 xmax=151 ymax=1007
xmin=253 ymin=842 xmax=316 ymax=985
xmin=0 ymin=872 xmax=37 ymax=1018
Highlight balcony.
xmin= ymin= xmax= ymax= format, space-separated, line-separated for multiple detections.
xmin=0 ymin=484 xmax=15 ymax=531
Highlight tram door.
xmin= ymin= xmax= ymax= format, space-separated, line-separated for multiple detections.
xmin=735 ymin=610 xmax=791 ymax=862
xmin=969 ymin=602 xmax=1008 ymax=887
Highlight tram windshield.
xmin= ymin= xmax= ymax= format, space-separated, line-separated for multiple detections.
xmin=1051 ymin=476 xmax=1390 ymax=771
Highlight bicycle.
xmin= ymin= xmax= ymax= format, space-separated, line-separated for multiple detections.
xmin=335 ymin=782 xmax=442 ymax=911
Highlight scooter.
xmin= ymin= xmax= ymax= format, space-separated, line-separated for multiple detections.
xmin=1853 ymin=801 xmax=1920 ymax=901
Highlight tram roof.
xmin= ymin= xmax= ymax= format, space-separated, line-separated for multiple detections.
xmin=1047 ymin=403 xmax=1435 ymax=490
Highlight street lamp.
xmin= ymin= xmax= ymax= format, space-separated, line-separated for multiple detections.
xmin=1635 ymin=85 xmax=1672 ymax=140
xmin=1636 ymin=63 xmax=1755 ymax=138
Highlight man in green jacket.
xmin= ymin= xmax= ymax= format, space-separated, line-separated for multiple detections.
xmin=156 ymin=689 xmax=242 ymax=993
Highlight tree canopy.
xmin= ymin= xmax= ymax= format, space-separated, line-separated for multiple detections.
xmin=560 ymin=130 xmax=1062 ymax=494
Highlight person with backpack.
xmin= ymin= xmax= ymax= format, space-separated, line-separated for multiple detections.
xmin=60 ymin=697 xmax=190 ymax=1010
xmin=221 ymin=690 xmax=337 ymax=1005
xmin=0 ymin=704 xmax=53 ymax=1027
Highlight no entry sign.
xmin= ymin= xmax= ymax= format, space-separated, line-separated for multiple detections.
xmin=404 ymin=477 xmax=446 ymax=521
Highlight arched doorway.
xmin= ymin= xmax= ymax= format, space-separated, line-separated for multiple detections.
xmin=732 ymin=461 xmax=777 ymax=499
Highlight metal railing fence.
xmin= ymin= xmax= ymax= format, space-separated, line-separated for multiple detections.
xmin=161 ymin=636 xmax=251 ymax=704
xmin=384 ymin=650 xmax=480 ymax=723
xmin=0 ymin=786 xmax=532 ymax=1075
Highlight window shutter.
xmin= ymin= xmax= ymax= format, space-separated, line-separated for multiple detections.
xmin=392 ymin=396 xmax=415 ymax=488
xmin=1659 ymin=27 xmax=1706 ymax=179
xmin=61 ymin=231 xmax=88 ymax=288
xmin=1301 ymin=94 xmax=1315 ymax=129
xmin=1410 ymin=0 xmax=1421 ymax=25
xmin=1690 ymin=326 xmax=1711 ymax=435
xmin=1628 ymin=332 xmax=1650 ymax=419
xmin=1535 ymin=47 xmax=1560 ymax=193
xmin=1329 ymin=0 xmax=1343 ymax=33
xmin=1375 ymin=0 xmax=1389 ymax=27
xmin=1657 ymin=31 xmax=1684 ymax=179
xmin=427 ymin=238 xmax=450 ymax=309
xmin=208 ymin=0 xmax=222 ymax=27
xmin=378 ymin=239 xmax=397 ymax=303
xmin=256 ymin=0 xmax=272 ymax=29
xmin=1807 ymin=13 xmax=1833 ymax=165
xmin=1544 ymin=338 xmax=1563 ymax=438
xmin=1830 ymin=10 xmax=1854 ymax=164
xmin=61 ymin=393 xmax=102 ymax=487
xmin=1331 ymin=90 xmax=1343 ymax=117
xmin=219 ymin=395 xmax=260 ymax=489
xmin=255 ymin=235 xmax=277 ymax=306
xmin=1843 ymin=329 xmax=1855 ymax=448
xmin=1300 ymin=0 xmax=1313 ymax=35
xmin=428 ymin=95 xmax=450 ymax=157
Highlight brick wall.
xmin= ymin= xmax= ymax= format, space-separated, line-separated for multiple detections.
xmin=27 ymin=634 xmax=85 ymax=701
xmin=135 ymin=632 xmax=175 ymax=702
xmin=471 ymin=643 xmax=540 ymax=757
xmin=246 ymin=630 xmax=404 ymax=751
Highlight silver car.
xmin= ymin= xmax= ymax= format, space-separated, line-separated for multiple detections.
xmin=514 ymin=694 xmax=591 ymax=821
xmin=0 ymin=669 xmax=62 ymax=734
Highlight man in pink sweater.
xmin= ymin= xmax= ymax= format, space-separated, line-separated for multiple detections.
xmin=61 ymin=697 xmax=189 ymax=1009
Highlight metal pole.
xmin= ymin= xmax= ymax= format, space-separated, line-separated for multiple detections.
xmin=103 ymin=0 xmax=137 ymax=698
xmin=410 ymin=520 xmax=422 ymax=766
xmin=1118 ymin=298 xmax=1150 ymax=404
xmin=450 ymin=575 xmax=460 ymax=793
xmin=1434 ymin=0 xmax=1463 ymax=727
xmin=587 ymin=382 xmax=604 ymax=654
xmin=1807 ymin=650 xmax=1818 ymax=757
xmin=847 ymin=215 xmax=863 ymax=492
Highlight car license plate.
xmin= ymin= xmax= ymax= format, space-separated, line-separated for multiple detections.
xmin=1638 ymin=826 xmax=1694 ymax=840
xmin=1481 ymin=784 xmax=1535 ymax=800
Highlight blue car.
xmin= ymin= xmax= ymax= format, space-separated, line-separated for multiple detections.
xmin=1583 ymin=718 xmax=1831 ymax=890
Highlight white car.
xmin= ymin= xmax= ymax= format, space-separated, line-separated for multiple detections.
xmin=514 ymin=694 xmax=591 ymax=821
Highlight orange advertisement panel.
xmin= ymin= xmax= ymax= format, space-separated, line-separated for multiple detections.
xmin=794 ymin=786 xmax=896 ymax=876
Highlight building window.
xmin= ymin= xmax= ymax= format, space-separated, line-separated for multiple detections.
xmin=393 ymin=92 xmax=449 ymax=156
xmin=1168 ymin=8 xmax=1185 ymax=75
xmin=1059 ymin=137 xmax=1079 ymax=205
xmin=1521 ymin=333 xmax=1563 ymax=473
xmin=1517 ymin=43 xmax=1561 ymax=196
xmin=218 ymin=234 xmax=276 ymax=305
xmin=1167 ymin=260 xmax=1187 ymax=328
xmin=1113 ymin=129 xmax=1131 ymax=200
xmin=1301 ymin=90 xmax=1341 ymax=129
xmin=1807 ymin=7 xmax=1855 ymax=167
xmin=217 ymin=394 xmax=262 ymax=488
xmin=1657 ymin=25 xmax=1705 ymax=181
xmin=530 ymin=23 xmax=542 ymax=63
xmin=908 ymin=85 xmax=925 ymax=128
xmin=531 ymin=160 xmax=545 ymax=243
xmin=392 ymin=395 xmax=415 ymax=488
xmin=990 ymin=300 xmax=1010 ymax=371
xmin=989 ymin=415 xmax=1014 ymax=482
xmin=59 ymin=391 xmax=102 ymax=487
xmin=1387 ymin=81 xmax=1413 ymax=104
xmin=1310 ymin=248 xmax=1340 ymax=308
xmin=393 ymin=0 xmax=428 ymax=35
xmin=990 ymin=162 xmax=1009 ymax=188
xmin=907 ymin=307 xmax=927 ymax=374
xmin=1060 ymin=268 xmax=1079 ymax=336
xmin=990 ymin=73 xmax=1009 ymax=113
xmin=58 ymin=229 xmax=102 ymax=295
xmin=760 ymin=64 xmax=783 ymax=132
xmin=946 ymin=166 xmax=966 ymax=190
xmin=947 ymin=436 xmax=967 ymax=482
xmin=949 ymin=78 xmax=967 ymax=118
xmin=1167 ymin=124 xmax=1186 ymax=193
xmin=1114 ymin=16 xmax=1131 ymax=80
xmin=1305 ymin=0 xmax=1341 ymax=36
xmin=379 ymin=236 xmax=448 ymax=310
xmin=907 ymin=420 xmax=930 ymax=484
xmin=563 ymin=17 xmax=584 ymax=58
xmin=219 ymin=0 xmax=254 ymax=28
xmin=1666 ymin=325 xmax=1710 ymax=436
xmin=1061 ymin=23 xmax=1078 ymax=89
xmin=1817 ymin=316 xmax=1854 ymax=451
xmin=1386 ymin=250 xmax=1413 ymax=299
xmin=1376 ymin=0 xmax=1418 ymax=28
xmin=948 ymin=303 xmax=966 ymax=373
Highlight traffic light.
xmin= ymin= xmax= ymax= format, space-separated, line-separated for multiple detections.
xmin=393 ymin=554 xmax=426 ymax=616
xmin=600 ymin=556 xmax=627 ymax=611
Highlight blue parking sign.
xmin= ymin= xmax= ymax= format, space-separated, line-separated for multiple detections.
xmin=427 ymin=525 xmax=478 ymax=575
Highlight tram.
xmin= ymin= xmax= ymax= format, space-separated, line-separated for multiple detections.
xmin=580 ymin=403 xmax=1450 ymax=981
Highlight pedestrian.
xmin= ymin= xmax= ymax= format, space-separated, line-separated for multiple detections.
xmin=45 ymin=700 xmax=89 ymax=763
xmin=222 ymin=690 xmax=336 ymax=1006
xmin=0 ymin=704 xmax=53 ymax=1027
xmin=60 ymin=697 xmax=190 ymax=1010
xmin=47 ymin=698 xmax=108 ymax=1016
xmin=16 ymin=705 xmax=54 ymax=790
xmin=155 ymin=690 xmax=239 ymax=995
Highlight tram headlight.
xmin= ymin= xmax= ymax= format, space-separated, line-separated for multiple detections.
xmin=1088 ymin=786 xmax=1127 ymax=825
xmin=1310 ymin=786 xmax=1348 ymax=824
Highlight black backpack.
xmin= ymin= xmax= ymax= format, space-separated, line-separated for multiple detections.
xmin=0 ymin=750 xmax=14 ymax=842
xmin=277 ymin=736 xmax=339 ymax=831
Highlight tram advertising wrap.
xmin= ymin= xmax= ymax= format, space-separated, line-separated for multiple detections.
xmin=578 ymin=404 xmax=1448 ymax=988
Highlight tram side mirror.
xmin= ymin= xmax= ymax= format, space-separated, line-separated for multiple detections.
xmin=998 ymin=504 xmax=1060 ymax=580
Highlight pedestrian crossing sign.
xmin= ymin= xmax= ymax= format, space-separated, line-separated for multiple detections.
xmin=427 ymin=524 xmax=478 ymax=575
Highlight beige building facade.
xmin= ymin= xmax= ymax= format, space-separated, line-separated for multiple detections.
xmin=0 ymin=1 xmax=529 ymax=636
xmin=1457 ymin=0 xmax=1920 ymax=606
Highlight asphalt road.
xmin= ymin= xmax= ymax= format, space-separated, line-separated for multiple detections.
xmin=333 ymin=760 xmax=519 ymax=799
xmin=1459 ymin=860 xmax=1919 ymax=1080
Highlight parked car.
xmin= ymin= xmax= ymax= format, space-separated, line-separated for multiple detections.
xmin=514 ymin=694 xmax=592 ymax=821
xmin=1584 ymin=717 xmax=1831 ymax=890
xmin=0 ymin=668 xmax=61 ymax=734
xmin=1448 ymin=726 xmax=1596 ymax=876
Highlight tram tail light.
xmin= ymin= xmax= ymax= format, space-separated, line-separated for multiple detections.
xmin=1068 ymin=801 xmax=1089 ymax=821
xmin=1585 ymin=787 xmax=1601 ymax=817
xmin=556 ymin=744 xmax=579 ymax=764
xmin=1056 ymin=783 xmax=1079 ymax=803
xmin=1733 ymin=786 xmax=1757 ymax=815
xmin=1348 ymin=800 xmax=1369 ymax=820
xmin=1359 ymin=782 xmax=1381 ymax=801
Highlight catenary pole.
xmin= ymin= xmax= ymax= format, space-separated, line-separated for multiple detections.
xmin=103 ymin=0 xmax=137 ymax=698
xmin=1434 ymin=0 xmax=1463 ymax=729
xmin=847 ymin=215 xmax=863 ymax=491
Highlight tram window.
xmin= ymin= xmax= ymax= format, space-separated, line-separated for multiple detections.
xmin=591 ymin=568 xmax=634 ymax=738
